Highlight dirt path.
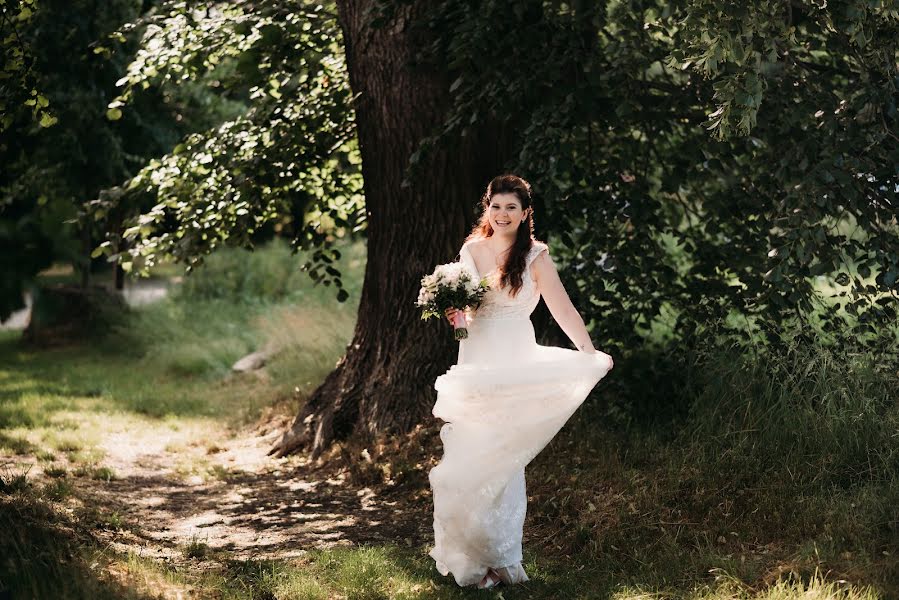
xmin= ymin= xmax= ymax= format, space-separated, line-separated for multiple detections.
xmin=72 ymin=419 xmax=432 ymax=564
xmin=3 ymin=275 xmax=436 ymax=568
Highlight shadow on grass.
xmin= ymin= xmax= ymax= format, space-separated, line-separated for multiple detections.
xmin=0 ymin=492 xmax=159 ymax=600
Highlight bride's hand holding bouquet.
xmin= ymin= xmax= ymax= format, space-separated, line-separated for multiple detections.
xmin=416 ymin=262 xmax=489 ymax=341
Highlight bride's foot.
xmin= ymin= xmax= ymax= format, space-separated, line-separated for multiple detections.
xmin=492 ymin=563 xmax=529 ymax=585
xmin=477 ymin=568 xmax=501 ymax=589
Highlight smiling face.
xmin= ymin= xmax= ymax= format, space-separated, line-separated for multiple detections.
xmin=488 ymin=192 xmax=529 ymax=234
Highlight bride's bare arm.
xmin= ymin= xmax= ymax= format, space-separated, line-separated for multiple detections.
xmin=532 ymin=249 xmax=598 ymax=353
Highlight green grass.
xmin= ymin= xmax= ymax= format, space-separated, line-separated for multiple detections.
xmin=1 ymin=238 xmax=363 ymax=423
xmin=521 ymin=330 xmax=899 ymax=596
xmin=183 ymin=536 xmax=212 ymax=560
xmin=0 ymin=473 xmax=155 ymax=599
xmin=25 ymin=540 xmax=884 ymax=600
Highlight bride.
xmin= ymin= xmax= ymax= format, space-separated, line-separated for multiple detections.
xmin=427 ymin=174 xmax=615 ymax=589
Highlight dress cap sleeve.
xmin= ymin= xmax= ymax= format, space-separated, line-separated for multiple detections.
xmin=459 ymin=242 xmax=479 ymax=278
xmin=526 ymin=241 xmax=549 ymax=267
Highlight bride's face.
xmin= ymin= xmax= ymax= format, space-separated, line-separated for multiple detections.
xmin=488 ymin=193 xmax=528 ymax=234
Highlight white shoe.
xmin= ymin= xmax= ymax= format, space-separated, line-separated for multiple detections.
xmin=492 ymin=563 xmax=529 ymax=585
xmin=477 ymin=569 xmax=502 ymax=589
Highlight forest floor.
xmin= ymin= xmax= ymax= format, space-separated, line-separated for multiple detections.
xmin=3 ymin=338 xmax=894 ymax=600
xmin=2 ymin=243 xmax=896 ymax=599
xmin=0 ymin=330 xmax=465 ymax=599
xmin=60 ymin=415 xmax=431 ymax=563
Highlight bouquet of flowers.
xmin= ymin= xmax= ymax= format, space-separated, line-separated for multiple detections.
xmin=416 ymin=262 xmax=489 ymax=340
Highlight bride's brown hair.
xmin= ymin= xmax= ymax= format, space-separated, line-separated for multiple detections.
xmin=463 ymin=174 xmax=540 ymax=297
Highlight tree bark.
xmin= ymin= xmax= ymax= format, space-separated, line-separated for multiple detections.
xmin=269 ymin=0 xmax=510 ymax=459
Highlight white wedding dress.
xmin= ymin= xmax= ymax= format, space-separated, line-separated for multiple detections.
xmin=427 ymin=240 xmax=613 ymax=587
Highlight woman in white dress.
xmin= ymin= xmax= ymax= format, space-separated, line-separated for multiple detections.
xmin=427 ymin=174 xmax=615 ymax=589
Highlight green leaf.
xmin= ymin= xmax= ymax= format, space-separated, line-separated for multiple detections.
xmin=39 ymin=112 xmax=58 ymax=127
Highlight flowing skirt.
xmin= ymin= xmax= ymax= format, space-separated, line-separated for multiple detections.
xmin=427 ymin=316 xmax=612 ymax=587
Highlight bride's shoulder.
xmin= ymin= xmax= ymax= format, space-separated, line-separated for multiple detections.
xmin=527 ymin=241 xmax=550 ymax=279
xmin=462 ymin=238 xmax=487 ymax=253
xmin=528 ymin=240 xmax=549 ymax=258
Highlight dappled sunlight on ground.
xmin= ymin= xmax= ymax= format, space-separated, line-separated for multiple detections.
xmin=34 ymin=418 xmax=430 ymax=566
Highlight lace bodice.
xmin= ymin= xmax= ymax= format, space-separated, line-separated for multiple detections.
xmin=458 ymin=240 xmax=548 ymax=320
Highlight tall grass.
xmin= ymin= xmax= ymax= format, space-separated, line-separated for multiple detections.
xmin=173 ymin=237 xmax=364 ymax=305
xmin=683 ymin=337 xmax=899 ymax=489
xmin=527 ymin=323 xmax=899 ymax=593
xmin=0 ymin=470 xmax=154 ymax=600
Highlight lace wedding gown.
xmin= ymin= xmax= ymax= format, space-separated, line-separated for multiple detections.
xmin=427 ymin=240 xmax=613 ymax=587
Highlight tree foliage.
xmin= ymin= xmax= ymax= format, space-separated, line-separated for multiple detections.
xmin=92 ymin=1 xmax=363 ymax=296
xmin=0 ymin=0 xmax=251 ymax=321
xmin=93 ymin=0 xmax=899 ymax=353
xmin=418 ymin=0 xmax=899 ymax=352
xmin=1 ymin=0 xmax=153 ymax=319
xmin=0 ymin=0 xmax=55 ymax=133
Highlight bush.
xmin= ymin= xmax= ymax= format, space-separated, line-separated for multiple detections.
xmin=174 ymin=238 xmax=314 ymax=304
xmin=23 ymin=284 xmax=129 ymax=347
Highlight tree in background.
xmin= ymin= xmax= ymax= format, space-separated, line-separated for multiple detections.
xmin=96 ymin=0 xmax=898 ymax=456
xmin=1 ymin=0 xmax=56 ymax=321
xmin=94 ymin=0 xmax=510 ymax=457
xmin=0 ymin=0 xmax=54 ymax=133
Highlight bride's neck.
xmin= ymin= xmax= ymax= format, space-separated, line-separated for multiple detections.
xmin=488 ymin=232 xmax=517 ymax=251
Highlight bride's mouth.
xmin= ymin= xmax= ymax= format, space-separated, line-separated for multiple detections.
xmin=495 ymin=221 xmax=511 ymax=227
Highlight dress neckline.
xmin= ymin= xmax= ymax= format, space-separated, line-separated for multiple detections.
xmin=474 ymin=263 xmax=501 ymax=281
xmin=470 ymin=239 xmax=516 ymax=280
xmin=469 ymin=240 xmax=544 ymax=283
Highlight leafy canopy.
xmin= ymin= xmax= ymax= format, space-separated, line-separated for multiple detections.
xmin=95 ymin=0 xmax=898 ymax=351
xmin=91 ymin=1 xmax=363 ymax=301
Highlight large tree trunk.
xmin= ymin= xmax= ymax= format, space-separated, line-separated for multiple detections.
xmin=269 ymin=0 xmax=510 ymax=459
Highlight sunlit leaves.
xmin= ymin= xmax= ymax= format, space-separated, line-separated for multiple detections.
xmin=92 ymin=1 xmax=362 ymax=300
xmin=0 ymin=0 xmax=56 ymax=135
